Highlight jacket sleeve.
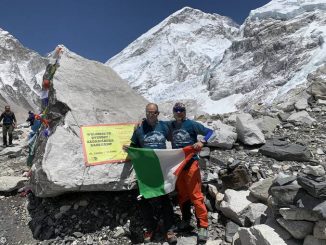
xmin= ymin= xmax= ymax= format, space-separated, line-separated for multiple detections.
xmin=130 ymin=129 xmax=141 ymax=148
xmin=0 ymin=113 xmax=3 ymax=122
xmin=193 ymin=121 xmax=215 ymax=142
xmin=12 ymin=113 xmax=17 ymax=123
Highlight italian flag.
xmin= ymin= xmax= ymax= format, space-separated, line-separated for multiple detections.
xmin=127 ymin=146 xmax=197 ymax=199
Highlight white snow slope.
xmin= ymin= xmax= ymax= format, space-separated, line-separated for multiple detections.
xmin=107 ymin=1 xmax=326 ymax=114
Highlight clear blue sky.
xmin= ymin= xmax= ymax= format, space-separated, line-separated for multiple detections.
xmin=0 ymin=0 xmax=270 ymax=63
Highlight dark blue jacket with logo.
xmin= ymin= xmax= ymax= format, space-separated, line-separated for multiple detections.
xmin=167 ymin=119 xmax=214 ymax=149
xmin=0 ymin=111 xmax=16 ymax=125
xmin=130 ymin=120 xmax=169 ymax=149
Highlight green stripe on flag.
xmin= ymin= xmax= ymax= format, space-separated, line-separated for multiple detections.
xmin=127 ymin=147 xmax=165 ymax=198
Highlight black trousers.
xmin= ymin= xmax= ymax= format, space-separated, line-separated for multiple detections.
xmin=139 ymin=194 xmax=174 ymax=233
xmin=2 ymin=124 xmax=13 ymax=145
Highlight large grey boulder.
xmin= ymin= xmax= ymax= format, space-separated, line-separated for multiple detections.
xmin=287 ymin=111 xmax=316 ymax=126
xmin=240 ymin=203 xmax=268 ymax=226
xmin=236 ymin=114 xmax=265 ymax=146
xmin=294 ymin=98 xmax=308 ymax=111
xmin=30 ymin=48 xmax=148 ymax=197
xmin=0 ymin=176 xmax=28 ymax=192
xmin=279 ymin=208 xmax=321 ymax=222
xmin=219 ymin=189 xmax=253 ymax=226
xmin=269 ymin=183 xmax=302 ymax=206
xmin=254 ymin=116 xmax=280 ymax=138
xmin=249 ymin=177 xmax=274 ymax=203
xmin=297 ymin=174 xmax=326 ymax=198
xmin=307 ymin=64 xmax=326 ymax=100
xmin=259 ymin=139 xmax=311 ymax=161
xmin=304 ymin=235 xmax=326 ymax=245
xmin=237 ymin=224 xmax=295 ymax=245
xmin=208 ymin=120 xmax=237 ymax=149
xmin=277 ymin=218 xmax=314 ymax=239
xmin=314 ymin=221 xmax=326 ymax=239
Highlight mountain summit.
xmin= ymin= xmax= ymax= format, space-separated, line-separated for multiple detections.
xmin=0 ymin=28 xmax=46 ymax=121
xmin=106 ymin=7 xmax=239 ymax=113
xmin=107 ymin=3 xmax=326 ymax=114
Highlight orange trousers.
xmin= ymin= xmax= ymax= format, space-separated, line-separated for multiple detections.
xmin=176 ymin=160 xmax=208 ymax=228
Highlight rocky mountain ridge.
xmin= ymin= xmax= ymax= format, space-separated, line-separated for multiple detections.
xmin=106 ymin=7 xmax=240 ymax=114
xmin=107 ymin=0 xmax=326 ymax=115
xmin=1 ymin=64 xmax=326 ymax=244
xmin=0 ymin=28 xmax=46 ymax=122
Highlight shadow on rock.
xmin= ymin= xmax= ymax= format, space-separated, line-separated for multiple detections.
xmin=26 ymin=190 xmax=144 ymax=243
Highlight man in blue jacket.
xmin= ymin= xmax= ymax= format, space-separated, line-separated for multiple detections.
xmin=0 ymin=105 xmax=17 ymax=147
xmin=127 ymin=103 xmax=177 ymax=244
xmin=168 ymin=102 xmax=214 ymax=242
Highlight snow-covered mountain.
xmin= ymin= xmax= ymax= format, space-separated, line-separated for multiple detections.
xmin=106 ymin=1 xmax=326 ymax=114
xmin=208 ymin=0 xmax=326 ymax=112
xmin=0 ymin=28 xmax=46 ymax=121
xmin=106 ymin=7 xmax=239 ymax=113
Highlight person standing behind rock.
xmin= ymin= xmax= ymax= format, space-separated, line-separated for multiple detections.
xmin=168 ymin=102 xmax=214 ymax=242
xmin=0 ymin=105 xmax=17 ymax=147
xmin=124 ymin=103 xmax=177 ymax=244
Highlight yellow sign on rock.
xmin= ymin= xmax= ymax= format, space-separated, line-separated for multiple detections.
xmin=80 ymin=123 xmax=135 ymax=166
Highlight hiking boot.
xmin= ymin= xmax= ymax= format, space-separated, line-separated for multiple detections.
xmin=166 ymin=230 xmax=177 ymax=244
xmin=197 ymin=227 xmax=208 ymax=242
xmin=143 ymin=229 xmax=153 ymax=243
xmin=178 ymin=220 xmax=193 ymax=231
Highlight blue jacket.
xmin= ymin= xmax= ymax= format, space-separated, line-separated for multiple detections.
xmin=167 ymin=119 xmax=214 ymax=149
xmin=130 ymin=120 xmax=169 ymax=149
xmin=0 ymin=111 xmax=16 ymax=125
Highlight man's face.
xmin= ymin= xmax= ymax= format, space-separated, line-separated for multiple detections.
xmin=173 ymin=107 xmax=186 ymax=121
xmin=146 ymin=105 xmax=159 ymax=124
xmin=5 ymin=106 xmax=10 ymax=112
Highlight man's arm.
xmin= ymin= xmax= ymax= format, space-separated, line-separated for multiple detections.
xmin=12 ymin=113 xmax=17 ymax=123
xmin=192 ymin=121 xmax=215 ymax=149
xmin=0 ymin=113 xmax=4 ymax=122
xmin=123 ymin=128 xmax=141 ymax=151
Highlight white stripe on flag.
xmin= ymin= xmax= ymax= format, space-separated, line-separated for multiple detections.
xmin=154 ymin=148 xmax=185 ymax=194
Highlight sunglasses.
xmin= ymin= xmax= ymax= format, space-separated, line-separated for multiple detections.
xmin=146 ymin=111 xmax=159 ymax=115
xmin=173 ymin=107 xmax=185 ymax=113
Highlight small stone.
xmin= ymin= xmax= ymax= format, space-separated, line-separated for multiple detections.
xmin=0 ymin=237 xmax=7 ymax=244
xmin=54 ymin=213 xmax=62 ymax=220
xmin=199 ymin=147 xmax=210 ymax=157
xmin=228 ymin=158 xmax=234 ymax=164
xmin=318 ymin=99 xmax=326 ymax=105
xmin=251 ymin=165 xmax=260 ymax=173
xmin=86 ymin=235 xmax=93 ymax=244
xmin=225 ymin=221 xmax=239 ymax=243
xmin=73 ymin=232 xmax=83 ymax=238
xmin=60 ymin=205 xmax=71 ymax=213
xmin=317 ymin=148 xmax=325 ymax=155
xmin=302 ymin=165 xmax=325 ymax=177
xmin=206 ymin=239 xmax=223 ymax=245
xmin=272 ymin=164 xmax=282 ymax=171
xmin=314 ymin=220 xmax=326 ymax=239
xmin=211 ymin=212 xmax=219 ymax=220
xmin=113 ymin=226 xmax=125 ymax=238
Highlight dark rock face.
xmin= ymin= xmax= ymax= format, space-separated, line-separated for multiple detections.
xmin=307 ymin=64 xmax=326 ymax=100
xmin=259 ymin=139 xmax=311 ymax=161
xmin=219 ymin=165 xmax=252 ymax=190
xmin=297 ymin=174 xmax=326 ymax=198
xmin=207 ymin=10 xmax=326 ymax=111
